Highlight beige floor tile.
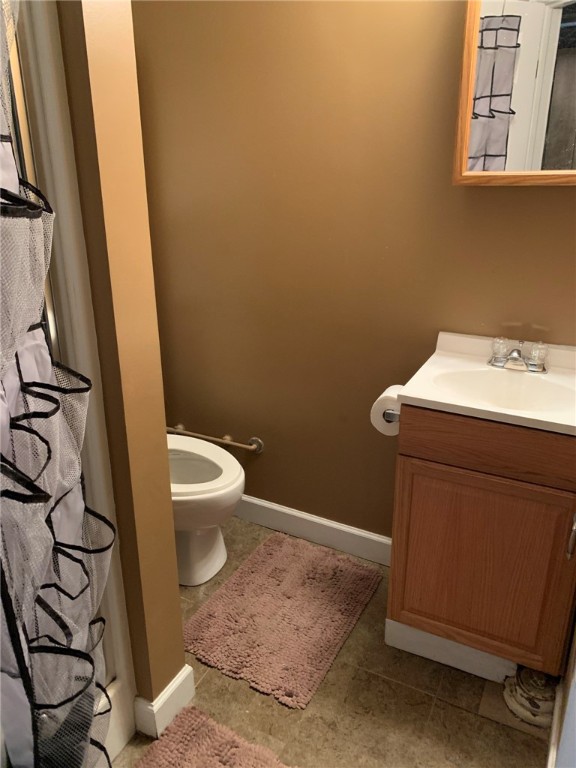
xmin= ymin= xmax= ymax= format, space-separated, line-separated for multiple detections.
xmin=192 ymin=666 xmax=297 ymax=757
xmin=336 ymin=572 xmax=447 ymax=697
xmin=179 ymin=594 xmax=191 ymax=620
xmin=341 ymin=666 xmax=434 ymax=726
xmin=279 ymin=711 xmax=389 ymax=768
xmin=232 ymin=725 xmax=286 ymax=761
xmin=302 ymin=657 xmax=358 ymax=718
xmin=279 ymin=670 xmax=434 ymax=768
xmin=246 ymin=676 xmax=308 ymax=727
xmin=425 ymin=699 xmax=549 ymax=768
xmin=184 ymin=650 xmax=210 ymax=686
xmin=115 ymin=517 xmax=553 ymax=768
xmin=478 ymin=680 xmax=550 ymax=742
xmin=436 ymin=666 xmax=486 ymax=713
xmin=179 ymin=571 xmax=227 ymax=613
xmin=112 ymin=733 xmax=153 ymax=767
xmin=191 ymin=667 xmax=257 ymax=729
xmin=362 ymin=727 xmax=463 ymax=768
xmin=338 ymin=613 xmax=446 ymax=695
xmin=238 ymin=689 xmax=304 ymax=755
xmin=224 ymin=514 xmax=273 ymax=557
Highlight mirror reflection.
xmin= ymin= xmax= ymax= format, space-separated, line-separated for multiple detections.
xmin=468 ymin=0 xmax=576 ymax=172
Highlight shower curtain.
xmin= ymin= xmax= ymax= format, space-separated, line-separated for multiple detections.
xmin=468 ymin=14 xmax=521 ymax=171
xmin=1 ymin=3 xmax=115 ymax=766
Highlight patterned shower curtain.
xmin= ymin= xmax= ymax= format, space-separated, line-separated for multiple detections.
xmin=1 ymin=3 xmax=115 ymax=766
xmin=468 ymin=14 xmax=521 ymax=171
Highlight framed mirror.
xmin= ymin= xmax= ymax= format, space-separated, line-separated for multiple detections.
xmin=454 ymin=0 xmax=576 ymax=185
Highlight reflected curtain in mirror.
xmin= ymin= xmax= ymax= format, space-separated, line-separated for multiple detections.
xmin=468 ymin=15 xmax=520 ymax=171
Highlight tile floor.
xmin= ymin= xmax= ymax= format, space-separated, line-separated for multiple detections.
xmin=113 ymin=517 xmax=550 ymax=768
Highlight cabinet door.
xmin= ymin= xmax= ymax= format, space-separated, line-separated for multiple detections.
xmin=389 ymin=457 xmax=576 ymax=675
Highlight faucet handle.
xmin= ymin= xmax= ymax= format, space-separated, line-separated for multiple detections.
xmin=527 ymin=341 xmax=548 ymax=367
xmin=492 ymin=337 xmax=509 ymax=359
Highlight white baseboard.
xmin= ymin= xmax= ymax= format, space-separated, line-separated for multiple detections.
xmin=134 ymin=665 xmax=195 ymax=738
xmin=546 ymin=679 xmax=564 ymax=768
xmin=385 ymin=619 xmax=517 ymax=683
xmin=237 ymin=495 xmax=391 ymax=565
xmin=104 ymin=677 xmax=136 ymax=761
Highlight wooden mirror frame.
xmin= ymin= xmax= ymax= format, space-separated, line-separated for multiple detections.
xmin=454 ymin=0 xmax=576 ymax=186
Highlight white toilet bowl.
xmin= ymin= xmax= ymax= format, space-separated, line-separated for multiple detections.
xmin=168 ymin=433 xmax=245 ymax=586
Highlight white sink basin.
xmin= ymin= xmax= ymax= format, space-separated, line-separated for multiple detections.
xmin=433 ymin=369 xmax=575 ymax=413
xmin=399 ymin=332 xmax=576 ymax=435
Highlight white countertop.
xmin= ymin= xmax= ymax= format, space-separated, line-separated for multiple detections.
xmin=399 ymin=332 xmax=576 ymax=436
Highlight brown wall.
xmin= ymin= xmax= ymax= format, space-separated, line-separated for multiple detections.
xmin=132 ymin=1 xmax=576 ymax=537
xmin=59 ymin=1 xmax=184 ymax=701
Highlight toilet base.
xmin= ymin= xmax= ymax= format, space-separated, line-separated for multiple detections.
xmin=175 ymin=526 xmax=227 ymax=586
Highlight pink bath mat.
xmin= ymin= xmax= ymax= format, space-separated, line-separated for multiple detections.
xmin=183 ymin=532 xmax=382 ymax=709
xmin=135 ymin=706 xmax=290 ymax=767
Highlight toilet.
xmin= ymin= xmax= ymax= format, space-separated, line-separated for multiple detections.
xmin=168 ymin=433 xmax=245 ymax=586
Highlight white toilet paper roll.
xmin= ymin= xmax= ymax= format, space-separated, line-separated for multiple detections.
xmin=370 ymin=385 xmax=404 ymax=436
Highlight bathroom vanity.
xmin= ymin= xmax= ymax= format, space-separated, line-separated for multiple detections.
xmin=386 ymin=333 xmax=576 ymax=679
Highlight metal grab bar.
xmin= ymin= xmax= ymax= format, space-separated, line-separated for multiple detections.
xmin=167 ymin=425 xmax=264 ymax=454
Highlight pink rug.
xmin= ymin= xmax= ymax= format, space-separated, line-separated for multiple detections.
xmin=183 ymin=533 xmax=382 ymax=708
xmin=135 ymin=706 xmax=290 ymax=767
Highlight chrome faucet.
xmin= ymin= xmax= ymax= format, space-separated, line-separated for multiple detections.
xmin=503 ymin=343 xmax=529 ymax=371
xmin=488 ymin=338 xmax=548 ymax=373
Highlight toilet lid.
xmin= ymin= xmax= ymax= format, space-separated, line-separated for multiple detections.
xmin=167 ymin=433 xmax=244 ymax=497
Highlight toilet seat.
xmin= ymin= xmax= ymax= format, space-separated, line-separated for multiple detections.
xmin=168 ymin=433 xmax=243 ymax=498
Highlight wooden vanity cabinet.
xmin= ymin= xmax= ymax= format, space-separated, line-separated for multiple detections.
xmin=388 ymin=405 xmax=576 ymax=675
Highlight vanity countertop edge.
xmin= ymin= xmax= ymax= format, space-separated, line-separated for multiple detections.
xmin=398 ymin=332 xmax=576 ymax=437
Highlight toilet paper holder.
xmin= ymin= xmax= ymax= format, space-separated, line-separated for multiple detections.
xmin=370 ymin=384 xmax=403 ymax=436
xmin=383 ymin=409 xmax=400 ymax=423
